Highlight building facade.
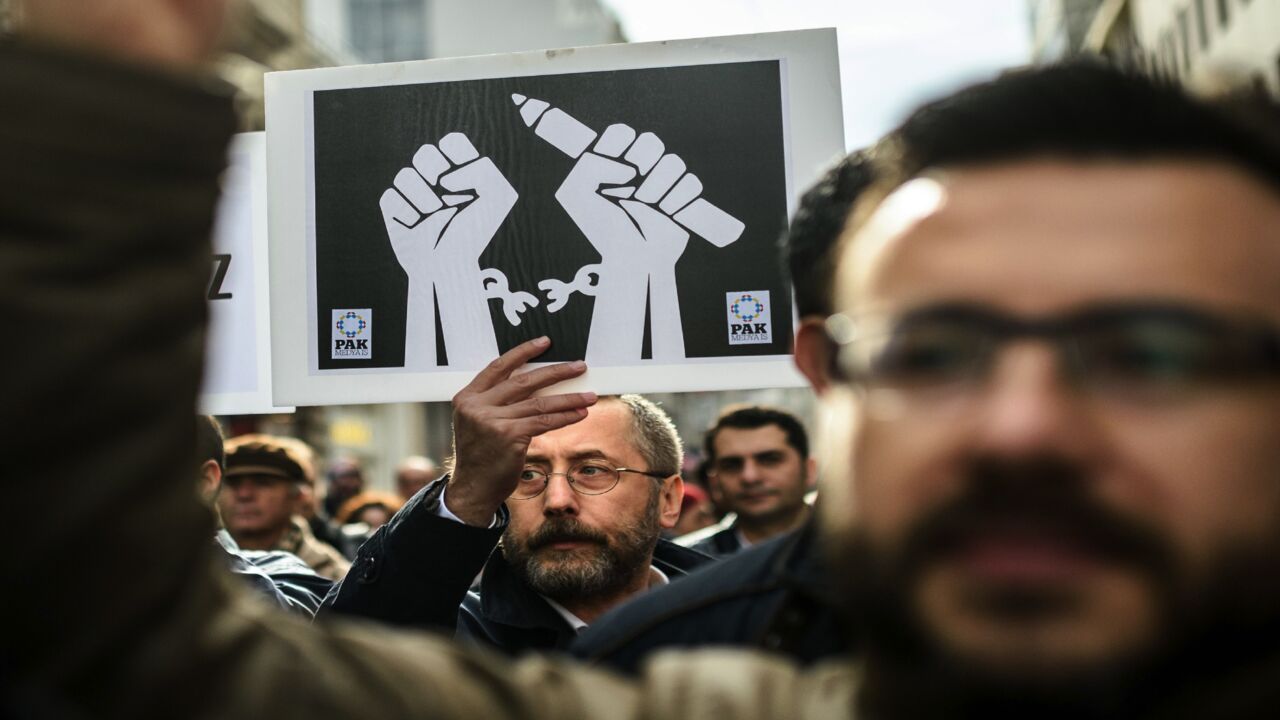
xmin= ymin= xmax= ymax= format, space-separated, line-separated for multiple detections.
xmin=1030 ymin=0 xmax=1280 ymax=94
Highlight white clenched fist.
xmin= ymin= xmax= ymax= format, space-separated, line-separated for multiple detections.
xmin=379 ymin=132 xmax=518 ymax=281
xmin=554 ymin=124 xmax=704 ymax=268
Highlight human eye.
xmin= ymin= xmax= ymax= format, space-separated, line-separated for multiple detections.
xmin=574 ymin=463 xmax=610 ymax=478
xmin=713 ymin=457 xmax=745 ymax=476
xmin=518 ymin=467 xmax=545 ymax=483
xmin=871 ymin=318 xmax=986 ymax=387
xmin=571 ymin=463 xmax=616 ymax=492
xmin=1081 ymin=316 xmax=1221 ymax=390
xmin=756 ymin=450 xmax=787 ymax=467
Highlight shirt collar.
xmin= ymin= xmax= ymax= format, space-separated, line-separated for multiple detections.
xmin=541 ymin=596 xmax=589 ymax=633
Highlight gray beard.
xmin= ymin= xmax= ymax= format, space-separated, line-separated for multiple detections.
xmin=520 ymin=542 xmax=637 ymax=602
xmin=502 ymin=490 xmax=661 ymax=605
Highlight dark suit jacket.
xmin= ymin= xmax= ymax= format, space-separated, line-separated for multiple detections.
xmin=572 ymin=520 xmax=850 ymax=674
xmin=321 ymin=477 xmax=714 ymax=654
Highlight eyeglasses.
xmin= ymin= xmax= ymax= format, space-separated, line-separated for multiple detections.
xmin=825 ymin=302 xmax=1280 ymax=403
xmin=708 ymin=450 xmax=790 ymax=478
xmin=512 ymin=462 xmax=671 ymax=500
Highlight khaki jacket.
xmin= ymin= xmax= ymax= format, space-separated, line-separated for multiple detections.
xmin=278 ymin=516 xmax=351 ymax=581
xmin=0 ymin=37 xmax=860 ymax=720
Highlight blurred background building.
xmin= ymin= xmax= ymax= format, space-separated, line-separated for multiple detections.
xmin=1030 ymin=0 xmax=1280 ymax=94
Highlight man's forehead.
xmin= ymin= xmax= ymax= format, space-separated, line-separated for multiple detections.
xmin=836 ymin=159 xmax=1280 ymax=318
xmin=527 ymin=400 xmax=639 ymax=461
xmin=714 ymin=424 xmax=791 ymax=455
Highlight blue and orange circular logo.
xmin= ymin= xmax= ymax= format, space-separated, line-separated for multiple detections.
xmin=730 ymin=294 xmax=765 ymax=323
xmin=336 ymin=311 xmax=367 ymax=338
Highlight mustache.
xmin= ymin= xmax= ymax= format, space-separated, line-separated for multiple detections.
xmin=894 ymin=455 xmax=1177 ymax=580
xmin=524 ymin=517 xmax=609 ymax=551
xmin=734 ymin=488 xmax=778 ymax=499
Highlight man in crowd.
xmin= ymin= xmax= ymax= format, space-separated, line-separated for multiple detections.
xmin=680 ymin=405 xmax=815 ymax=557
xmin=395 ymin=455 xmax=439 ymax=500
xmin=323 ymin=457 xmax=366 ymax=520
xmin=8 ymin=1 xmax=1280 ymax=714
xmin=220 ymin=434 xmax=352 ymax=581
xmin=574 ymin=153 xmax=870 ymax=671
xmin=321 ymin=360 xmax=712 ymax=652
xmin=669 ymin=481 xmax=718 ymax=537
xmin=198 ymin=416 xmax=332 ymax=616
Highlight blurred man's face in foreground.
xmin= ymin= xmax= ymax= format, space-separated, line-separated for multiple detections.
xmin=820 ymin=160 xmax=1280 ymax=683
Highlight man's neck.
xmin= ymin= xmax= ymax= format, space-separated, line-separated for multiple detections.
xmin=231 ymin=525 xmax=287 ymax=552
xmin=554 ymin=565 xmax=662 ymax=626
xmin=738 ymin=504 xmax=809 ymax=545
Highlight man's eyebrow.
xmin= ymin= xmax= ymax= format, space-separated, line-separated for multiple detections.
xmin=718 ymin=446 xmax=790 ymax=460
xmin=524 ymin=449 xmax=614 ymax=465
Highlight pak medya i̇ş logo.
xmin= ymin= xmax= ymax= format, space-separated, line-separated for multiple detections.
xmin=332 ymin=309 xmax=372 ymax=359
xmin=726 ymin=291 xmax=771 ymax=345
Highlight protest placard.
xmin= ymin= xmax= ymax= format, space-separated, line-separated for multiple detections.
xmin=266 ymin=29 xmax=843 ymax=404
xmin=200 ymin=133 xmax=293 ymax=415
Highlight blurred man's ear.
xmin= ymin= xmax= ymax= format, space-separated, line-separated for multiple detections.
xmin=793 ymin=317 xmax=832 ymax=395
xmin=289 ymin=483 xmax=308 ymax=515
xmin=198 ymin=459 xmax=222 ymax=505
xmin=803 ymin=456 xmax=819 ymax=491
xmin=657 ymin=474 xmax=685 ymax=529
xmin=705 ymin=473 xmax=727 ymax=513
xmin=293 ymin=482 xmax=318 ymax=519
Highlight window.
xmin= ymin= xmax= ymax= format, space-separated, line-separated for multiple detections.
xmin=347 ymin=0 xmax=429 ymax=63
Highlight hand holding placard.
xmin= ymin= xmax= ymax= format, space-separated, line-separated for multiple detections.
xmin=445 ymin=338 xmax=596 ymax=526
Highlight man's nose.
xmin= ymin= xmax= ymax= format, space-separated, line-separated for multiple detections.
xmin=738 ymin=458 xmax=764 ymax=484
xmin=541 ymin=473 xmax=580 ymax=516
xmin=968 ymin=343 xmax=1098 ymax=460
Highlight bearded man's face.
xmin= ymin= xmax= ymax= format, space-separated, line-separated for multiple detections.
xmin=502 ymin=400 xmax=676 ymax=604
xmin=818 ymin=162 xmax=1280 ymax=689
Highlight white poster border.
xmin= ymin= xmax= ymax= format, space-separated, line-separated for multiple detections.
xmin=201 ymin=132 xmax=295 ymax=415
xmin=267 ymin=29 xmax=844 ymax=405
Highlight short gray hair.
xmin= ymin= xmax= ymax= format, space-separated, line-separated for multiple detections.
xmin=613 ymin=394 xmax=682 ymax=477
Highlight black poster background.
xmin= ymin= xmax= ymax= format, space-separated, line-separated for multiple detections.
xmin=312 ymin=60 xmax=792 ymax=370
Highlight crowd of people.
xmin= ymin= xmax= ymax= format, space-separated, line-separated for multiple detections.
xmin=6 ymin=1 xmax=1280 ymax=718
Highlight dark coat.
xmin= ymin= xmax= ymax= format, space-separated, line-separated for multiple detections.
xmin=216 ymin=530 xmax=333 ymax=617
xmin=321 ymin=477 xmax=714 ymax=654
xmin=682 ymin=522 xmax=745 ymax=557
xmin=572 ymin=519 xmax=850 ymax=674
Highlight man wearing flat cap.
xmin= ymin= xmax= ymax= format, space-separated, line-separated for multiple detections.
xmin=220 ymin=434 xmax=352 ymax=581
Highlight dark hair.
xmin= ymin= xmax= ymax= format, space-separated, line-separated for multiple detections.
xmin=783 ymin=149 xmax=876 ymax=317
xmin=865 ymin=61 xmax=1280 ymax=203
xmin=704 ymin=405 xmax=809 ymax=464
xmin=196 ymin=415 xmax=225 ymax=470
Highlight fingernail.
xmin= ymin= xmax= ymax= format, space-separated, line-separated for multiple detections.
xmin=583 ymin=391 xmax=598 ymax=403
xmin=534 ymin=336 xmax=551 ymax=347
xmin=570 ymin=360 xmax=587 ymax=371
